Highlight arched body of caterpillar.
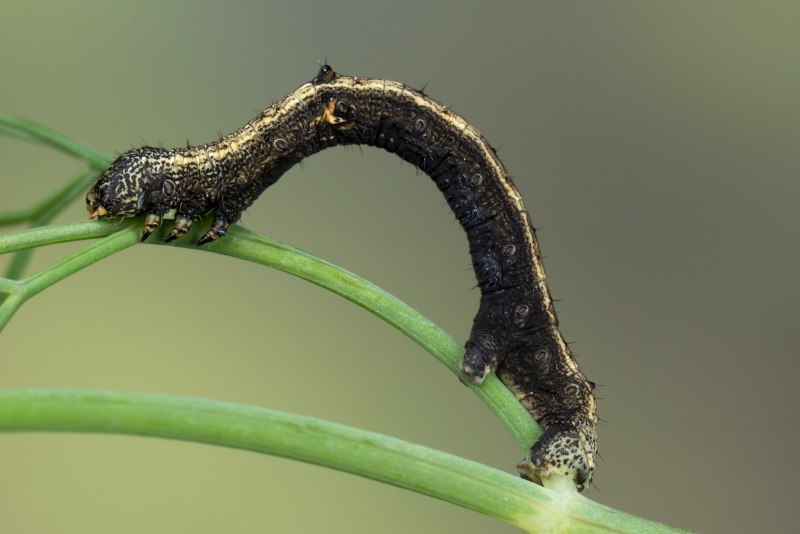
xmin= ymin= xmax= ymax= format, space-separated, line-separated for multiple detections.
xmin=86 ymin=65 xmax=598 ymax=490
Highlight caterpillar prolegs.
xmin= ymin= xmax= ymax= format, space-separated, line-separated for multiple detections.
xmin=86 ymin=65 xmax=598 ymax=490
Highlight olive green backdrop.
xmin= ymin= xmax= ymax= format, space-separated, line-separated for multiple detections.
xmin=1 ymin=2 xmax=797 ymax=533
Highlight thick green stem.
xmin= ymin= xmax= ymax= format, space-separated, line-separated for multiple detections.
xmin=0 ymin=389 xmax=691 ymax=534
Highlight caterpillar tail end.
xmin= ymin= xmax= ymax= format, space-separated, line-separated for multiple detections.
xmin=517 ymin=421 xmax=596 ymax=492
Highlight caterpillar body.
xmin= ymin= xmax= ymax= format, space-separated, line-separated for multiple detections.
xmin=86 ymin=65 xmax=598 ymax=490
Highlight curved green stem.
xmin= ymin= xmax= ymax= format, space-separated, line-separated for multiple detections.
xmin=0 ymin=113 xmax=112 ymax=169
xmin=0 ymin=168 xmax=98 ymax=228
xmin=0 ymin=115 xmax=110 ymax=278
xmin=0 ymin=278 xmax=22 ymax=293
xmin=22 ymin=227 xmax=139 ymax=300
xmin=0 ymin=291 xmax=22 ymax=329
xmin=0 ymin=389 xmax=691 ymax=534
xmin=1 ymin=219 xmax=538 ymax=449
xmin=2 ymin=168 xmax=100 ymax=279
xmin=0 ymin=220 xmax=120 ymax=254
xmin=163 ymin=224 xmax=540 ymax=449
xmin=0 ymin=225 xmax=138 ymax=330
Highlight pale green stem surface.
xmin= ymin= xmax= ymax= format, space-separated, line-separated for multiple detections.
xmin=0 ymin=389 xmax=690 ymax=534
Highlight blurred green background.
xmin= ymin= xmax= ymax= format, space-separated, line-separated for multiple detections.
xmin=1 ymin=2 xmax=798 ymax=533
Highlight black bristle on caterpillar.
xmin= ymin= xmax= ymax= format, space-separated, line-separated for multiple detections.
xmin=86 ymin=65 xmax=598 ymax=490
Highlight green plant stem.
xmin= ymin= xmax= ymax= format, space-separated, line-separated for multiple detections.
xmin=0 ymin=168 xmax=98 ymax=227
xmin=0 ymin=115 xmax=110 ymax=279
xmin=0 ymin=278 xmax=22 ymax=293
xmin=0 ymin=225 xmax=138 ymax=330
xmin=0 ymin=113 xmax=112 ymax=169
xmin=0 ymin=112 xmax=105 ymax=279
xmin=2 ymin=168 xmax=100 ymax=279
xmin=22 ymin=227 xmax=139 ymax=300
xmin=0 ymin=389 xmax=691 ymax=534
xmin=167 ymin=224 xmax=540 ymax=449
xmin=0 ymin=220 xmax=119 ymax=254
xmin=1 ymin=219 xmax=538 ymax=449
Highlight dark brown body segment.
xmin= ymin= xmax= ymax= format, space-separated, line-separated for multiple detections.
xmin=86 ymin=65 xmax=598 ymax=490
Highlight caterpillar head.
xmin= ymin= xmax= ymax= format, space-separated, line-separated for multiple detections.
xmin=87 ymin=147 xmax=169 ymax=219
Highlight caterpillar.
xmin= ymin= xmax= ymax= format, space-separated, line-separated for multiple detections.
xmin=86 ymin=64 xmax=598 ymax=490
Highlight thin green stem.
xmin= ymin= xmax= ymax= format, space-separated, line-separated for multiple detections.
xmin=0 ymin=220 xmax=692 ymax=531
xmin=0 ymin=291 xmax=22 ymax=330
xmin=2 ymin=168 xmax=100 ymax=278
xmin=0 ymin=220 xmax=120 ymax=254
xmin=0 ymin=225 xmax=139 ymax=331
xmin=21 ymin=227 xmax=139 ymax=301
xmin=0 ymin=389 xmax=691 ymax=534
xmin=0 ymin=208 xmax=34 ymax=226
xmin=3 ymin=250 xmax=33 ymax=280
xmin=0 ymin=219 xmax=538 ymax=448
xmin=0 ymin=168 xmax=98 ymax=228
xmin=0 ymin=113 xmax=112 ymax=169
xmin=0 ymin=278 xmax=22 ymax=293
xmin=28 ymin=167 xmax=99 ymax=221
xmin=150 ymin=224 xmax=540 ymax=449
